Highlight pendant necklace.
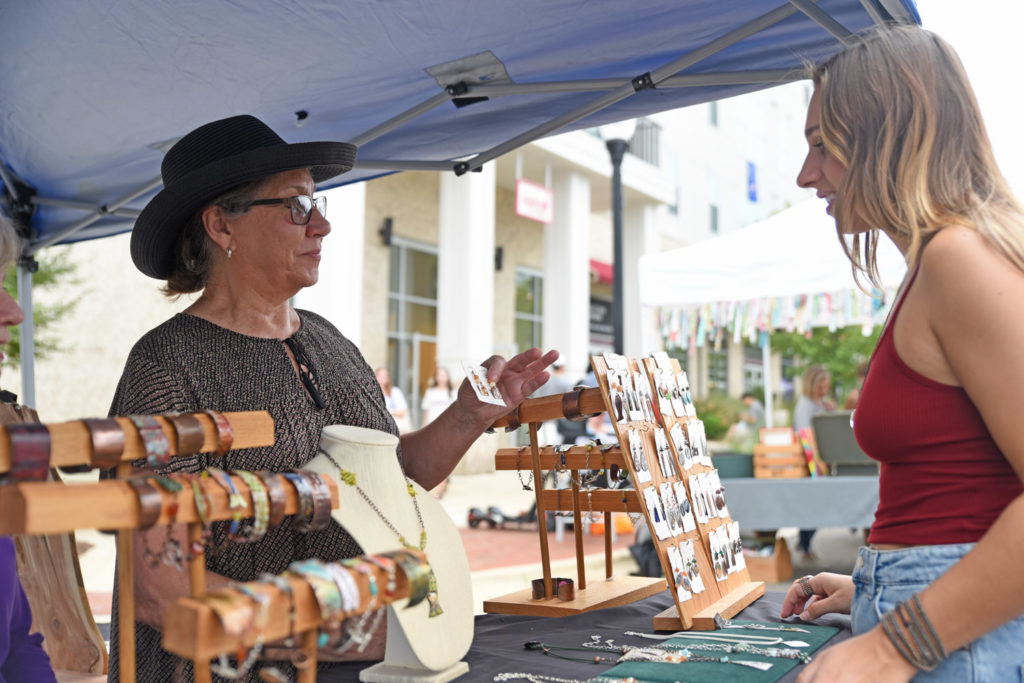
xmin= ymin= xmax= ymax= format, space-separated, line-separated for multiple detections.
xmin=320 ymin=449 xmax=442 ymax=617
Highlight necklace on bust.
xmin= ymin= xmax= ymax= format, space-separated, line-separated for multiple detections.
xmin=319 ymin=449 xmax=442 ymax=617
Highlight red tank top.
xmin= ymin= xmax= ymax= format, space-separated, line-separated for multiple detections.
xmin=855 ymin=269 xmax=1022 ymax=545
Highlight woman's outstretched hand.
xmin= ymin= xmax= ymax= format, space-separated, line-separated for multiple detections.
xmin=457 ymin=348 xmax=560 ymax=428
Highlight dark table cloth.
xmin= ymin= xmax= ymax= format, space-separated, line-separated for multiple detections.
xmin=318 ymin=590 xmax=852 ymax=682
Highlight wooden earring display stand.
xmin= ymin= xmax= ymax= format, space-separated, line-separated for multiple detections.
xmin=0 ymin=411 xmax=308 ymax=683
xmin=484 ymin=355 xmax=763 ymax=630
xmin=482 ymin=381 xmax=665 ymax=617
xmin=633 ymin=356 xmax=764 ymax=630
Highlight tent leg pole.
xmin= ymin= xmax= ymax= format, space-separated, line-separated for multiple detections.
xmin=762 ymin=339 xmax=773 ymax=428
xmin=16 ymin=264 xmax=35 ymax=408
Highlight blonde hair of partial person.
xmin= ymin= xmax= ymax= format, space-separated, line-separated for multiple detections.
xmin=0 ymin=211 xmax=23 ymax=272
xmin=801 ymin=364 xmax=830 ymax=399
xmin=812 ymin=24 xmax=1024 ymax=288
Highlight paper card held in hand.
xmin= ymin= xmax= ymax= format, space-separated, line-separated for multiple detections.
xmin=463 ymin=362 xmax=507 ymax=406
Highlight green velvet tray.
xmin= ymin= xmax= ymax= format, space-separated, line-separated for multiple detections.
xmin=592 ymin=620 xmax=839 ymax=683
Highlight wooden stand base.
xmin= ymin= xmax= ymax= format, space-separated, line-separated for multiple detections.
xmin=360 ymin=660 xmax=470 ymax=683
xmin=483 ymin=576 xmax=665 ymax=617
xmin=652 ymin=581 xmax=765 ymax=631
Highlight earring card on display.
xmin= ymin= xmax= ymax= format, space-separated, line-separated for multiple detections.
xmin=592 ymin=354 xmax=724 ymax=631
xmin=642 ymin=355 xmax=764 ymax=631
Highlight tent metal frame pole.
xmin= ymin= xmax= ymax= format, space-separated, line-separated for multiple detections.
xmin=353 ymin=159 xmax=463 ymax=172
xmin=788 ymin=0 xmax=857 ymax=46
xmin=459 ymin=0 xmax=803 ymax=174
xmin=350 ymin=91 xmax=452 ymax=147
xmin=31 ymin=196 xmax=141 ymax=219
xmin=16 ymin=264 xmax=35 ymax=408
xmin=460 ymin=69 xmax=802 ymax=97
xmin=0 ymin=164 xmax=22 ymax=204
xmin=26 ymin=176 xmax=162 ymax=255
xmin=762 ymin=340 xmax=774 ymax=429
xmin=858 ymin=0 xmax=888 ymax=26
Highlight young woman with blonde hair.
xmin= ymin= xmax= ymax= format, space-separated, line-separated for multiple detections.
xmin=783 ymin=25 xmax=1024 ymax=681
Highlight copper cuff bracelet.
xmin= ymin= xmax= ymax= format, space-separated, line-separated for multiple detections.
xmin=4 ymin=423 xmax=51 ymax=482
xmin=127 ymin=478 xmax=164 ymax=530
xmin=82 ymin=418 xmax=125 ymax=470
xmin=562 ymin=385 xmax=599 ymax=422
xmin=255 ymin=471 xmax=288 ymax=528
xmin=203 ymin=409 xmax=234 ymax=456
xmin=531 ymin=576 xmax=575 ymax=601
xmin=166 ymin=413 xmax=206 ymax=455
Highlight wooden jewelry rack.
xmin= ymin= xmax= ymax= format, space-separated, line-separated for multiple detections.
xmin=0 ymin=411 xmax=343 ymax=683
xmin=482 ymin=378 xmax=665 ymax=617
xmin=162 ymin=550 xmax=424 ymax=683
xmin=484 ymin=355 xmax=763 ymax=629
xmin=631 ymin=355 xmax=764 ymax=630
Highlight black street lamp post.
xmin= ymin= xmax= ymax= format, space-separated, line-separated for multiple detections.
xmin=606 ymin=137 xmax=629 ymax=355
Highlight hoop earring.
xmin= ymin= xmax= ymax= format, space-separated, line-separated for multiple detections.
xmin=226 ymin=247 xmax=233 ymax=260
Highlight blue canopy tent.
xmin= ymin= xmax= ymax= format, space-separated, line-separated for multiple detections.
xmin=0 ymin=0 xmax=918 ymax=404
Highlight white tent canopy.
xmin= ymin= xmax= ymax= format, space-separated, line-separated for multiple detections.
xmin=638 ymin=198 xmax=908 ymax=427
xmin=638 ymin=198 xmax=907 ymax=308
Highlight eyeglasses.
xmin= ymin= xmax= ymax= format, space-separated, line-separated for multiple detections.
xmin=225 ymin=194 xmax=327 ymax=226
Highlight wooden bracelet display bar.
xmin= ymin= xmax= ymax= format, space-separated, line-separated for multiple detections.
xmin=0 ymin=411 xmax=280 ymax=683
xmin=493 ymin=446 xmax=627 ymax=471
xmin=488 ymin=388 xmax=606 ymax=430
xmin=0 ymin=473 xmax=339 ymax=535
xmin=163 ymin=552 xmax=422 ymax=683
xmin=542 ymin=488 xmax=643 ymax=513
xmin=0 ymin=411 xmax=273 ymax=474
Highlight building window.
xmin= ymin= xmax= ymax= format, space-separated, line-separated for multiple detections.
xmin=387 ymin=240 xmax=438 ymax=399
xmin=709 ymin=101 xmax=718 ymax=127
xmin=515 ymin=268 xmax=543 ymax=352
xmin=708 ymin=348 xmax=728 ymax=393
xmin=709 ymin=204 xmax=719 ymax=234
xmin=742 ymin=344 xmax=764 ymax=392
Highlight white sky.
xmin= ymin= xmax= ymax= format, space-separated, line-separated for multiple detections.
xmin=918 ymin=1 xmax=1024 ymax=193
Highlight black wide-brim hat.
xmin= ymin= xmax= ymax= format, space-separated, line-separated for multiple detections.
xmin=131 ymin=114 xmax=357 ymax=279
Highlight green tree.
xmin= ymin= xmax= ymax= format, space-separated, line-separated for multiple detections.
xmin=771 ymin=324 xmax=880 ymax=399
xmin=2 ymin=248 xmax=80 ymax=369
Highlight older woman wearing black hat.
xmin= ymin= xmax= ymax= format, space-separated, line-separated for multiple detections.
xmin=109 ymin=115 xmax=558 ymax=682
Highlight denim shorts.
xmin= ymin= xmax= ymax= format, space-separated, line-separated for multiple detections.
xmin=852 ymin=544 xmax=1024 ymax=682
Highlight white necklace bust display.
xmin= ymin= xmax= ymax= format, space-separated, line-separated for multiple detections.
xmin=305 ymin=424 xmax=472 ymax=681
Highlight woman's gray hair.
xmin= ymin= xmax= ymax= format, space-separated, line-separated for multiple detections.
xmin=0 ymin=211 xmax=24 ymax=273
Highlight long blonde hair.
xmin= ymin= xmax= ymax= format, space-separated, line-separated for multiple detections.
xmin=813 ymin=25 xmax=1024 ymax=286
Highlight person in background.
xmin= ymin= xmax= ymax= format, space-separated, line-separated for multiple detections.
xmin=421 ymin=366 xmax=457 ymax=497
xmin=782 ymin=25 xmax=1024 ymax=681
xmin=793 ymin=364 xmax=835 ymax=432
xmin=532 ymin=362 xmax=576 ymax=444
xmin=421 ymin=366 xmax=456 ymax=426
xmin=375 ymin=366 xmax=411 ymax=433
xmin=792 ymin=365 xmax=835 ymax=560
xmin=725 ymin=391 xmax=766 ymax=451
xmin=0 ymin=212 xmax=56 ymax=683
xmin=110 ymin=114 xmax=557 ymax=681
xmin=842 ymin=360 xmax=869 ymax=410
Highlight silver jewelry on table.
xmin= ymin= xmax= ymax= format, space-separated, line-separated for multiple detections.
xmin=624 ymin=629 xmax=785 ymax=645
xmin=493 ymin=674 xmax=587 ymax=683
xmin=714 ymin=613 xmax=809 ymax=633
